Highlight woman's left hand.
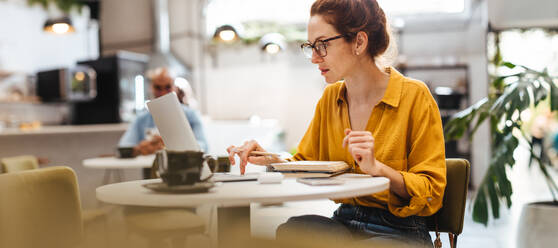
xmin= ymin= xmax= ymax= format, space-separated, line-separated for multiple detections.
xmin=342 ymin=128 xmax=380 ymax=176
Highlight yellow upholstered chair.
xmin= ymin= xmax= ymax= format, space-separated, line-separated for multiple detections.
xmin=427 ymin=158 xmax=470 ymax=248
xmin=0 ymin=166 xmax=83 ymax=248
xmin=1 ymin=155 xmax=39 ymax=173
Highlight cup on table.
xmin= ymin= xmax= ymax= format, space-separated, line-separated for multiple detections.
xmin=156 ymin=150 xmax=218 ymax=186
xmin=215 ymin=156 xmax=231 ymax=172
xmin=117 ymin=147 xmax=136 ymax=158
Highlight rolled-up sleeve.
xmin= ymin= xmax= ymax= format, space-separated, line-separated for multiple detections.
xmin=388 ymin=94 xmax=447 ymax=217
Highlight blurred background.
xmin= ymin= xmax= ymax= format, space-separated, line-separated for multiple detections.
xmin=1 ymin=0 xmax=558 ymax=247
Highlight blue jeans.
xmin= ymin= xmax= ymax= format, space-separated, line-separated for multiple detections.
xmin=276 ymin=204 xmax=433 ymax=247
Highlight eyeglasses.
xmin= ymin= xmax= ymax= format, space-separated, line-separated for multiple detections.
xmin=300 ymin=33 xmax=353 ymax=59
xmin=153 ymin=84 xmax=172 ymax=91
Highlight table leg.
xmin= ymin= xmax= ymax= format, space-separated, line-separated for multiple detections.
xmin=217 ymin=206 xmax=251 ymax=248
xmin=116 ymin=169 xmax=124 ymax=182
xmin=142 ymin=168 xmax=151 ymax=179
xmin=102 ymin=169 xmax=112 ymax=185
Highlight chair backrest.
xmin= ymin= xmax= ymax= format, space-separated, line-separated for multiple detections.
xmin=1 ymin=155 xmax=39 ymax=173
xmin=0 ymin=166 xmax=83 ymax=248
xmin=426 ymin=158 xmax=470 ymax=235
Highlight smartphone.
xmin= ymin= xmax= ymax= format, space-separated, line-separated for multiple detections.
xmin=297 ymin=178 xmax=344 ymax=186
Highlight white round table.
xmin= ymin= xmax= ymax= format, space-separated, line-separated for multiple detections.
xmin=96 ymin=175 xmax=389 ymax=246
xmin=83 ymin=155 xmax=155 ymax=183
xmin=97 ymin=176 xmax=389 ymax=207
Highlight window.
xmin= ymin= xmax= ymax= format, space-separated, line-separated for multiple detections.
xmin=495 ymin=29 xmax=558 ymax=74
xmin=206 ymin=0 xmax=467 ymax=36
xmin=378 ymin=0 xmax=466 ymax=15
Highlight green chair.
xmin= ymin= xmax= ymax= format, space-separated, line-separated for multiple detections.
xmin=0 ymin=166 xmax=83 ymax=248
xmin=1 ymin=155 xmax=39 ymax=173
xmin=427 ymin=158 xmax=470 ymax=248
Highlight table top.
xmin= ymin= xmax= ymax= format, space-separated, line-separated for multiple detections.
xmin=96 ymin=175 xmax=390 ymax=207
xmin=82 ymin=155 xmax=155 ymax=169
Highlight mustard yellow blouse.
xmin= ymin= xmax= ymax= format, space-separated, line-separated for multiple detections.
xmin=291 ymin=67 xmax=446 ymax=217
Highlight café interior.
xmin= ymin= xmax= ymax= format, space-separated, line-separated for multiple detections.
xmin=1 ymin=0 xmax=558 ymax=247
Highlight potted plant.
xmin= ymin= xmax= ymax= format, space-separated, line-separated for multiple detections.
xmin=444 ymin=34 xmax=558 ymax=246
xmin=27 ymin=0 xmax=83 ymax=13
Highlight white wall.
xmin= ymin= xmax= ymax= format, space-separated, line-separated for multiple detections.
xmin=0 ymin=1 xmax=98 ymax=73
xmin=203 ymin=44 xmax=325 ymax=151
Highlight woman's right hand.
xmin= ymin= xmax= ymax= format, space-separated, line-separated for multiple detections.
xmin=226 ymin=140 xmax=283 ymax=175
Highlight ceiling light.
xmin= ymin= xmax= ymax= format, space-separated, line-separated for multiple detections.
xmin=213 ymin=25 xmax=240 ymax=42
xmin=44 ymin=16 xmax=75 ymax=34
xmin=259 ymin=33 xmax=286 ymax=54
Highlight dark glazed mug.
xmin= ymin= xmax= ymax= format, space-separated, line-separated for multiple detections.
xmin=156 ymin=150 xmax=218 ymax=186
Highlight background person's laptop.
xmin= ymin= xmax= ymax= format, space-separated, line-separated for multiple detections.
xmin=146 ymin=92 xmax=257 ymax=182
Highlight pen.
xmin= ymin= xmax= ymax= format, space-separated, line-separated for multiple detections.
xmin=249 ymin=151 xmax=281 ymax=157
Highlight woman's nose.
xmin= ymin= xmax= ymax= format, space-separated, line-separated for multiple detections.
xmin=310 ymin=50 xmax=323 ymax=64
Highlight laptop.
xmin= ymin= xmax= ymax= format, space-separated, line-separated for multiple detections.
xmin=146 ymin=92 xmax=257 ymax=182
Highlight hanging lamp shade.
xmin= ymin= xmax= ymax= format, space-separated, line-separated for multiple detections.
xmin=43 ymin=16 xmax=75 ymax=34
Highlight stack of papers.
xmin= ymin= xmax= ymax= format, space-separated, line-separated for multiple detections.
xmin=270 ymin=161 xmax=350 ymax=178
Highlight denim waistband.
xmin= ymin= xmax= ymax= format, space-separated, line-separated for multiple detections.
xmin=334 ymin=204 xmax=428 ymax=231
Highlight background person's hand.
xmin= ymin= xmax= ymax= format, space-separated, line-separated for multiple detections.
xmin=342 ymin=128 xmax=380 ymax=175
xmin=134 ymin=135 xmax=165 ymax=155
xmin=226 ymin=140 xmax=283 ymax=175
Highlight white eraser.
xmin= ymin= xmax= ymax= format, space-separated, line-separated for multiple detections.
xmin=258 ymin=172 xmax=284 ymax=184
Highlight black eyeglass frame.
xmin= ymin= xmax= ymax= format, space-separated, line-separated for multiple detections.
xmin=300 ymin=33 xmax=355 ymax=58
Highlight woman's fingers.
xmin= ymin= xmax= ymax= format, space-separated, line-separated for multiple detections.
xmin=239 ymin=140 xmax=261 ymax=175
xmin=247 ymin=156 xmax=269 ymax=165
xmin=226 ymin=145 xmax=237 ymax=165
xmin=351 ymin=147 xmax=372 ymax=163
xmin=346 ymin=136 xmax=374 ymax=145
xmin=227 ymin=141 xmax=269 ymax=174
xmin=343 ymin=130 xmax=373 ymax=148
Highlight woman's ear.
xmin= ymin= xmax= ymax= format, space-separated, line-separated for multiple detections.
xmin=354 ymin=31 xmax=368 ymax=56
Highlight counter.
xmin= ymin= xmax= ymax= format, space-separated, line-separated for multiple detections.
xmin=0 ymin=123 xmax=128 ymax=136
xmin=0 ymin=123 xmax=142 ymax=209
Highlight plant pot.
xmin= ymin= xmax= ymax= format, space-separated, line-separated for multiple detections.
xmin=517 ymin=201 xmax=558 ymax=248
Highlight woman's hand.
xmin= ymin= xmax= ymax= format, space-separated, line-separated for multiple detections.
xmin=343 ymin=129 xmax=410 ymax=199
xmin=226 ymin=140 xmax=283 ymax=175
xmin=342 ymin=128 xmax=380 ymax=176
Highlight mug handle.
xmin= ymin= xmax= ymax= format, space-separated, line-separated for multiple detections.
xmin=200 ymin=154 xmax=218 ymax=181
xmin=155 ymin=150 xmax=167 ymax=179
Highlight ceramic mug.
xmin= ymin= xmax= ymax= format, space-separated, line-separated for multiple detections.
xmin=117 ymin=147 xmax=136 ymax=158
xmin=156 ymin=150 xmax=218 ymax=186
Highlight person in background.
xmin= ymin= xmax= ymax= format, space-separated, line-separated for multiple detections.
xmin=227 ymin=0 xmax=446 ymax=247
xmin=119 ymin=68 xmax=208 ymax=155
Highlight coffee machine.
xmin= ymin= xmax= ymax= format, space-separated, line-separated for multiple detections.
xmin=71 ymin=51 xmax=149 ymax=124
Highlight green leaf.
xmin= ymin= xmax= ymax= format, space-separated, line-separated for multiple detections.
xmin=26 ymin=0 xmax=82 ymax=14
xmin=501 ymin=61 xmax=516 ymax=69
xmin=495 ymin=162 xmax=513 ymax=207
xmin=550 ymin=78 xmax=558 ymax=111
xmin=473 ymin=188 xmax=489 ymax=225
xmin=486 ymin=172 xmax=500 ymax=218
xmin=444 ymin=97 xmax=489 ymax=141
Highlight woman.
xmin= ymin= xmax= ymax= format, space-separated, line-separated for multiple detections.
xmin=227 ymin=0 xmax=446 ymax=246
